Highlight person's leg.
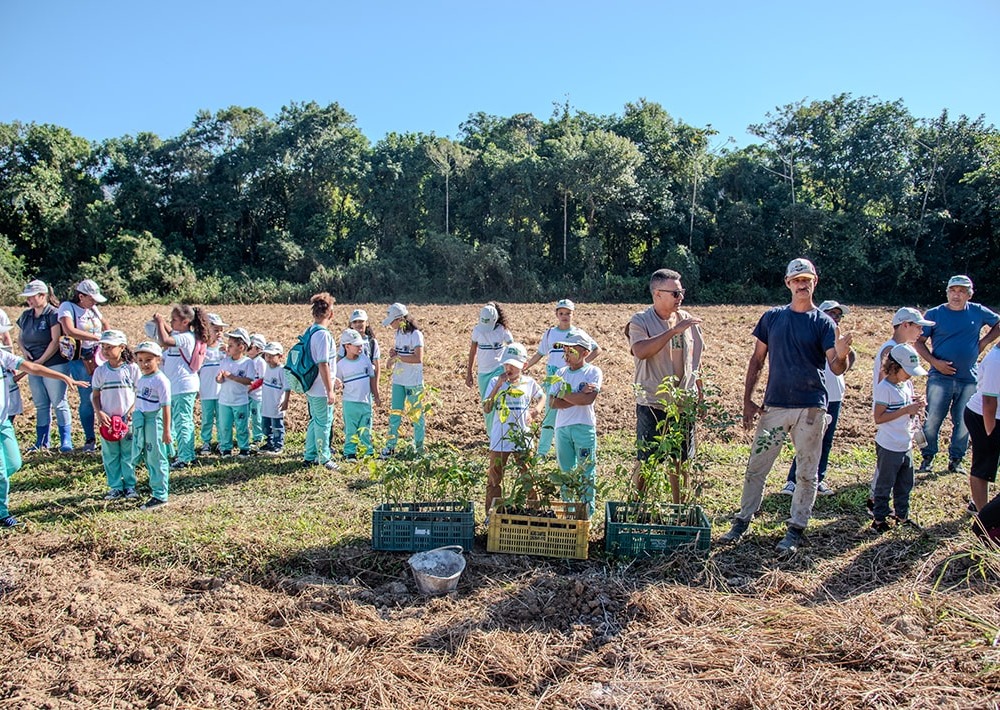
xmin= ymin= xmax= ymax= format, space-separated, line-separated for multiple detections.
xmin=386 ymin=384 xmax=405 ymax=452
xmin=234 ymin=404 xmax=251 ymax=454
xmin=0 ymin=420 xmax=22 ymax=479
xmin=145 ymin=412 xmax=169 ymax=501
xmin=478 ymin=368 xmax=501 ymax=433
xmin=355 ymin=404 xmax=372 ymax=456
xmin=0 ymin=448 xmax=10 ymax=520
xmin=342 ymin=401 xmax=359 ymax=457
xmin=69 ymin=359 xmax=96 ymax=446
xmin=47 ymin=363 xmax=73 ymax=451
xmin=199 ymin=398 xmax=218 ymax=450
xmin=736 ymin=408 xmax=793 ymax=522
xmin=102 ymin=436 xmax=122 ymax=490
xmin=27 ymin=374 xmax=52 ymax=449
xmin=171 ymin=392 xmax=196 ymax=463
xmin=217 ymin=405 xmax=234 ymax=453
xmin=871 ymin=444 xmax=899 ymax=522
xmin=920 ymin=375 xmax=950 ymax=466
xmin=964 ymin=407 xmax=999 ymax=511
xmin=566 ymin=423 xmax=597 ymax=517
xmin=250 ymin=399 xmax=263 ymax=444
xmin=272 ymin=415 xmax=285 ymax=451
xmin=816 ymin=399 xmax=841 ymax=482
xmin=632 ymin=405 xmax=665 ymax=490
xmin=786 ymin=408 xmax=828 ymax=529
xmin=893 ymin=449 xmax=915 ymax=520
xmin=407 ymin=385 xmax=426 ymax=453
xmin=948 ymin=381 xmax=978 ymax=464
xmin=485 ymin=451 xmax=509 ymax=512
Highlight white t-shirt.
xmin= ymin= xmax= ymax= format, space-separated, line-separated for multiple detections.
xmin=535 ymin=326 xmax=597 ymax=372
xmin=218 ymin=356 xmax=255 ymax=407
xmin=306 ymin=327 xmax=335 ymax=398
xmin=486 ymin=374 xmax=543 ymax=452
xmin=199 ymin=345 xmax=224 ymax=400
xmin=135 ymin=371 xmax=171 ymax=414
xmin=0 ymin=350 xmax=21 ymax=420
xmin=336 ymin=353 xmax=375 ymax=404
xmin=874 ymin=378 xmax=916 ymax=452
xmin=261 ymin=363 xmax=290 ymax=418
xmin=967 ymin=346 xmax=1000 ymax=418
xmin=57 ymin=302 xmax=103 ymax=355
xmin=471 ymin=324 xmax=513 ymax=374
xmin=162 ymin=331 xmax=199 ymax=395
xmin=248 ymin=355 xmax=265 ymax=402
xmin=550 ymin=363 xmax=603 ymax=428
xmin=391 ymin=329 xmax=424 ymax=387
xmin=92 ymin=362 xmax=140 ymax=417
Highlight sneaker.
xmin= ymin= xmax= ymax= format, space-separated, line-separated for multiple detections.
xmin=948 ymin=459 xmax=967 ymax=475
xmin=124 ymin=488 xmax=139 ymax=500
xmin=323 ymin=460 xmax=340 ymax=471
xmin=379 ymin=447 xmax=395 ymax=460
xmin=917 ymin=457 xmax=934 ymax=474
xmin=816 ymin=481 xmax=835 ymax=496
xmin=199 ymin=444 xmax=212 ymax=455
xmin=139 ymin=497 xmax=168 ymax=511
xmin=82 ymin=440 xmax=97 ymax=453
xmin=892 ymin=515 xmax=922 ymax=531
xmin=25 ymin=444 xmax=49 ymax=454
xmin=219 ymin=450 xmax=232 ymax=457
xmin=719 ymin=517 xmax=750 ymax=544
xmin=779 ymin=481 xmax=795 ymax=496
xmin=775 ymin=526 xmax=805 ymax=554
xmin=871 ymin=519 xmax=891 ymax=534
xmin=270 ymin=447 xmax=284 ymax=456
xmin=170 ymin=460 xmax=190 ymax=470
xmin=967 ymin=499 xmax=978 ymax=514
xmin=1 ymin=515 xmax=21 ymax=528
xmin=103 ymin=489 xmax=125 ymax=501
xmin=237 ymin=450 xmax=251 ymax=459
xmin=866 ymin=497 xmax=875 ymax=517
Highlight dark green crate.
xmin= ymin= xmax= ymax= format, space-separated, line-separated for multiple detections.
xmin=604 ymin=501 xmax=711 ymax=556
xmin=371 ymin=501 xmax=475 ymax=552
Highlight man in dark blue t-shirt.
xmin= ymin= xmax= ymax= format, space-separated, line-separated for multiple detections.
xmin=720 ymin=258 xmax=853 ymax=554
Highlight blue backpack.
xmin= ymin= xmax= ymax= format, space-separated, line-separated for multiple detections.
xmin=284 ymin=324 xmax=327 ymax=393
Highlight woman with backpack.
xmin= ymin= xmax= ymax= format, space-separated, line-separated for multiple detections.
xmin=153 ymin=305 xmax=210 ymax=469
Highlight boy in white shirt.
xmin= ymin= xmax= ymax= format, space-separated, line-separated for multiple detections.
xmin=335 ymin=329 xmax=379 ymax=459
xmin=260 ymin=342 xmax=290 ymax=455
xmin=216 ymin=328 xmax=256 ymax=458
xmin=247 ymin=333 xmax=267 ymax=448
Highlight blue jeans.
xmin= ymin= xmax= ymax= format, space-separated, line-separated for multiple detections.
xmin=27 ymin=365 xmax=72 ymax=429
xmin=67 ymin=358 xmax=95 ymax=443
xmin=922 ymin=375 xmax=977 ymax=462
xmin=263 ymin=415 xmax=285 ymax=450
xmin=788 ymin=399 xmax=840 ymax=483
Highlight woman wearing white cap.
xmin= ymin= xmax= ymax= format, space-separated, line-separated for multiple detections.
xmin=57 ymin=279 xmax=109 ymax=452
xmin=465 ymin=302 xmax=513 ymax=435
xmin=16 ymin=280 xmax=73 ymax=452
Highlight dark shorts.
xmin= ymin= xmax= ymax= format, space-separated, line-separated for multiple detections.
xmin=964 ymin=408 xmax=1000 ymax=483
xmin=636 ymin=405 xmax=694 ymax=463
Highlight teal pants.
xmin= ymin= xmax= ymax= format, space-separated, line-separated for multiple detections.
xmin=218 ymin=403 xmax=250 ymax=453
xmin=555 ymin=423 xmax=597 ymax=517
xmin=0 ymin=420 xmax=22 ymax=518
xmin=133 ymin=410 xmax=169 ymax=501
xmin=171 ymin=391 xmax=197 ymax=463
xmin=536 ymin=364 xmax=559 ymax=456
xmin=478 ymin=367 xmax=503 ymax=434
xmin=388 ymin=384 xmax=425 ymax=453
xmin=342 ymin=400 xmax=373 ymax=457
xmin=101 ymin=427 xmax=136 ymax=491
xmin=250 ymin=398 xmax=263 ymax=443
xmin=305 ymin=395 xmax=333 ymax=464
xmin=199 ymin=398 xmax=218 ymax=447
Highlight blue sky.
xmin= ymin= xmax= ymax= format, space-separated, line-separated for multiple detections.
xmin=1 ymin=0 xmax=997 ymax=146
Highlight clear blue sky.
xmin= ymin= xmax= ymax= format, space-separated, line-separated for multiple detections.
xmin=2 ymin=0 xmax=997 ymax=146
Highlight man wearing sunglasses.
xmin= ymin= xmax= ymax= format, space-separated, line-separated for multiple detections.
xmin=628 ymin=268 xmax=704 ymax=504
xmin=720 ymin=258 xmax=853 ymax=554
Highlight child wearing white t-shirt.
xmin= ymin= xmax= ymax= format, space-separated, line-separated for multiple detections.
xmin=131 ymin=341 xmax=172 ymax=511
xmin=335 ymin=329 xmax=379 ymax=459
xmin=465 ymin=302 xmax=513 ymax=434
xmin=383 ymin=303 xmax=425 ymax=456
xmin=198 ymin=313 xmax=227 ymax=453
xmin=260 ymin=342 xmax=290 ymax=455
xmin=91 ymin=330 xmax=140 ymax=500
xmin=215 ymin=328 xmax=256 ymax=457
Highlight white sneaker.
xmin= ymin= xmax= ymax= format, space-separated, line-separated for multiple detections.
xmin=779 ymin=481 xmax=795 ymax=496
xmin=323 ymin=460 xmax=339 ymax=471
xmin=817 ymin=481 xmax=835 ymax=496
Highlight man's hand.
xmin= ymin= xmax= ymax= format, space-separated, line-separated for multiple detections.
xmin=743 ymin=401 xmax=761 ymax=431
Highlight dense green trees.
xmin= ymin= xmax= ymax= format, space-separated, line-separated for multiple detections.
xmin=0 ymin=95 xmax=996 ymax=305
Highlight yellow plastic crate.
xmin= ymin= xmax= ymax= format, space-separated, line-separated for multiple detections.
xmin=486 ymin=501 xmax=590 ymax=560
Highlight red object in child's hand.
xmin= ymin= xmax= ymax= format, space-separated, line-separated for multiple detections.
xmin=249 ymin=378 xmax=264 ymax=392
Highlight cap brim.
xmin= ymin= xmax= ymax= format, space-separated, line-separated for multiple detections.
xmin=499 ymin=358 xmax=525 ymax=368
xmin=92 ymin=294 xmax=108 ymax=303
xmin=381 ymin=317 xmax=396 ymax=326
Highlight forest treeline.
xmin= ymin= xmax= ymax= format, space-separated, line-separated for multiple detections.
xmin=0 ymin=94 xmax=997 ymax=306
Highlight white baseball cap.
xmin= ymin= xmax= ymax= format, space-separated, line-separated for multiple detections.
xmin=224 ymin=327 xmax=251 ymax=346
xmin=262 ymin=341 xmax=284 ymax=355
xmin=98 ymin=329 xmax=128 ymax=346
xmin=890 ymin=343 xmax=928 ymax=377
xmin=382 ymin=303 xmax=408 ymax=326
xmin=349 ymin=309 xmax=369 ymax=323
xmin=207 ymin=313 xmax=228 ymax=327
xmin=555 ymin=298 xmax=575 ymax=311
xmin=818 ymin=300 xmax=850 ymax=316
xmin=554 ymin=332 xmax=595 ymax=352
xmin=134 ymin=341 xmax=163 ymax=357
xmin=340 ymin=328 xmax=365 ymax=347
xmin=76 ymin=279 xmax=107 ymax=303
xmin=499 ymin=342 xmax=528 ymax=368
xmin=947 ymin=275 xmax=974 ymax=290
xmin=479 ymin=304 xmax=499 ymax=327
xmin=785 ymin=258 xmax=817 ymax=280
xmin=19 ymin=279 xmax=48 ymax=298
xmin=249 ymin=333 xmax=267 ymax=350
xmin=892 ymin=307 xmax=934 ymax=327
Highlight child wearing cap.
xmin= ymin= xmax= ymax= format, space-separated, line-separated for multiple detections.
xmin=215 ymin=328 xmax=256 ymax=457
xmin=57 ymin=279 xmax=110 ymax=452
xmin=383 ymin=303 xmax=425 ymax=456
xmin=465 ymin=302 xmax=514 ymax=435
xmin=340 ymin=309 xmax=382 ymax=388
xmin=91 ymin=330 xmax=141 ymax=500
xmin=335 ymin=329 xmax=379 ymax=459
xmin=153 ymin=305 xmax=210 ymax=469
xmin=871 ymin=343 xmax=928 ymax=532
xmin=198 ymin=314 xmax=228 ymax=454
xmin=0 ymin=339 xmax=90 ymax=527
xmin=522 ymin=298 xmax=601 ymax=457
xmin=247 ymin=334 xmax=267 ymax=448
xmin=482 ymin=342 xmax=544 ymax=513
xmin=548 ymin=332 xmax=603 ymax=516
xmin=131 ymin=341 xmax=172 ymax=511
xmin=260 ymin=342 xmax=290 ymax=455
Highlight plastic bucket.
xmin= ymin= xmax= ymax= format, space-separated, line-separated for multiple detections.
xmin=408 ymin=545 xmax=466 ymax=595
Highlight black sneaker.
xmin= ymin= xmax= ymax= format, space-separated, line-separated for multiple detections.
xmin=916 ymin=457 xmax=934 ymax=474
xmin=967 ymin=499 xmax=978 ymax=514
xmin=872 ymin=519 xmax=891 ymax=534
xmin=948 ymin=459 xmax=967 ymax=474
xmin=719 ymin=517 xmax=750 ymax=544
xmin=140 ymin=497 xmax=168 ymax=511
xmin=892 ymin=515 xmax=922 ymax=531
xmin=103 ymin=489 xmax=126 ymax=501
xmin=775 ymin=526 xmax=806 ymax=554
xmin=1 ymin=515 xmax=21 ymax=528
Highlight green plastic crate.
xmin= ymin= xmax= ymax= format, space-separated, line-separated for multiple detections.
xmin=604 ymin=501 xmax=711 ymax=556
xmin=371 ymin=501 xmax=475 ymax=552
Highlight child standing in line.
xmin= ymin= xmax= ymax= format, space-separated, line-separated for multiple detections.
xmin=548 ymin=332 xmax=603 ymax=517
xmin=523 ymin=299 xmax=601 ymax=457
xmin=302 ymin=294 xmax=338 ymax=470
xmin=383 ymin=303 xmax=425 ymax=457
xmin=216 ymin=328 xmax=255 ymax=458
xmin=91 ymin=330 xmax=140 ymax=501
xmin=465 ymin=302 xmax=513 ymax=435
xmin=335 ymin=328 xmax=379 ymax=459
xmin=340 ymin=309 xmax=382 ymax=391
xmin=131 ymin=341 xmax=172 ymax=512
xmin=482 ymin=342 xmax=545 ymax=513
xmin=153 ymin=305 xmax=209 ymax=469
xmin=871 ymin=343 xmax=927 ymax=532
xmin=198 ymin=313 xmax=227 ymax=454
xmin=248 ymin=333 xmax=267 ymax=448
xmin=260 ymin=342 xmax=290 ymax=455
xmin=0 ymin=342 xmax=89 ymax=527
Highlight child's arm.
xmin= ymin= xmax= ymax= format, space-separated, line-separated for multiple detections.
xmin=483 ymin=375 xmax=507 ymax=414
xmin=92 ymin=386 xmax=110 ymax=428
xmin=279 ymin=389 xmax=290 ymax=413
xmin=873 ymin=400 xmax=923 ymax=425
xmin=12 ymin=371 xmax=26 ymax=383
xmin=369 ymin=373 xmax=380 ymax=408
xmin=465 ymin=342 xmax=477 ymax=388
xmin=395 ymin=345 xmax=422 ymax=365
xmin=161 ymin=404 xmax=172 ymax=444
xmin=317 ymin=361 xmax=335 ymax=404
xmin=224 ymin=373 xmax=254 ymax=386
xmin=152 ymin=314 xmax=177 ymax=346
xmin=18 ymin=359 xmax=89 ymax=388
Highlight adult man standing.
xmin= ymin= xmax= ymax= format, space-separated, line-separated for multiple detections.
xmin=914 ymin=275 xmax=1000 ymax=475
xmin=628 ymin=269 xmax=704 ymax=504
xmin=720 ymin=258 xmax=852 ymax=554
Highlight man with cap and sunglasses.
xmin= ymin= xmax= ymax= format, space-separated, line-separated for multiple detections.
xmin=720 ymin=258 xmax=853 ymax=554
xmin=914 ymin=275 xmax=1000 ymax=479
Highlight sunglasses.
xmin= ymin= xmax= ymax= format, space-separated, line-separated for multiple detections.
xmin=656 ymin=289 xmax=685 ymax=298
